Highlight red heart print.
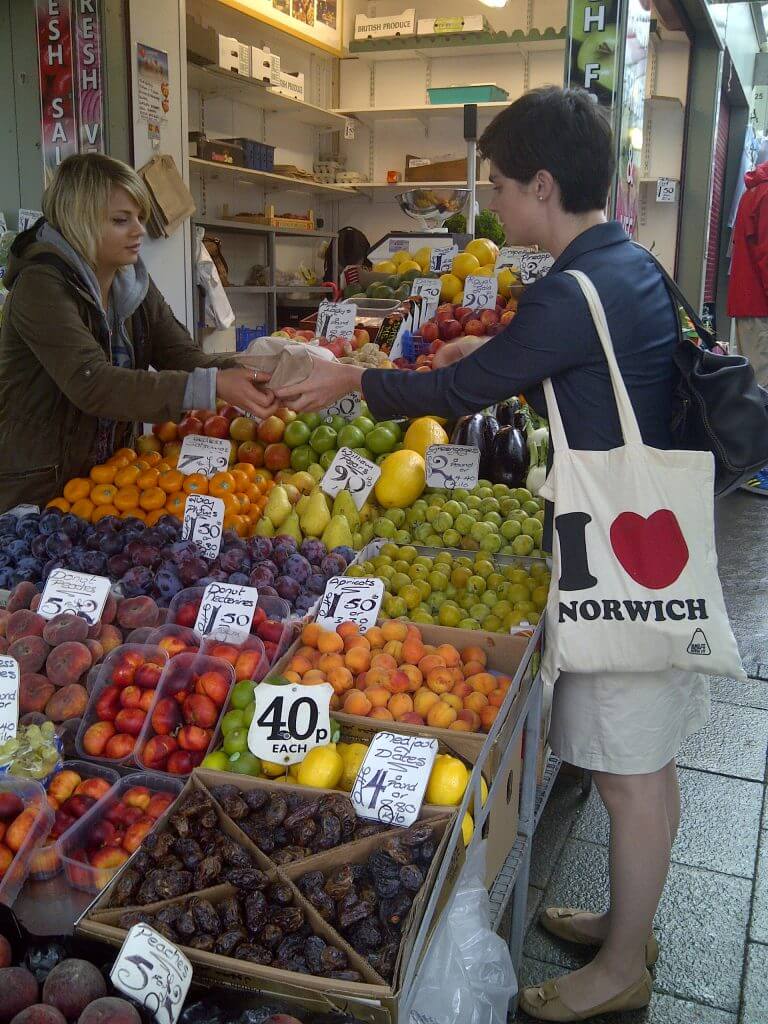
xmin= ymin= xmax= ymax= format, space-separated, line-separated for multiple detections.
xmin=609 ymin=510 xmax=689 ymax=589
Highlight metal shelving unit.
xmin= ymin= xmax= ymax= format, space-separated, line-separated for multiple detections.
xmin=197 ymin=216 xmax=337 ymax=240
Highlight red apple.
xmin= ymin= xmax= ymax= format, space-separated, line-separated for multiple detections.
xmin=257 ymin=416 xmax=285 ymax=444
xmin=237 ymin=441 xmax=265 ymax=467
xmin=203 ymin=415 xmax=230 ymax=439
xmin=464 ymin=319 xmax=485 ymax=336
xmin=177 ymin=415 xmax=204 ymax=438
xmin=218 ymin=404 xmax=239 ymax=422
xmin=420 ymin=322 xmax=439 ymax=344
xmin=440 ymin=319 xmax=462 ymax=341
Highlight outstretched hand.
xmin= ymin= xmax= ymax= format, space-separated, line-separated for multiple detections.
xmin=272 ymin=356 xmax=365 ymax=413
xmin=216 ymin=367 xmax=279 ymax=419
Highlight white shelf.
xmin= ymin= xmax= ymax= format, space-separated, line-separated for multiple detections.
xmin=225 ymin=285 xmax=272 ymax=293
xmin=190 ymin=157 xmax=358 ymax=197
xmin=332 ymin=101 xmax=509 ymax=125
xmin=275 ymin=285 xmax=333 ymax=292
xmin=345 ymin=36 xmax=566 ymax=61
xmin=358 ymin=179 xmax=492 ymax=189
xmin=646 ymin=94 xmax=685 ymax=108
xmin=187 ymin=63 xmax=347 ymax=131
xmin=225 ymin=284 xmax=333 ymax=295
xmin=197 ymin=217 xmax=336 ymax=239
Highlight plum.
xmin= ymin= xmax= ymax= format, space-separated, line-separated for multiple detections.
xmin=307 ymin=572 xmax=327 ymax=595
xmin=119 ymin=567 xmax=153 ymax=598
xmin=0 ymin=515 xmax=18 ymax=538
xmin=320 ymin=553 xmax=347 ymax=578
xmin=76 ymin=998 xmax=141 ymax=1024
xmin=170 ymin=540 xmax=201 ymax=564
xmin=0 ymin=934 xmax=10 ymax=968
xmin=219 ymin=548 xmax=248 ymax=574
xmin=283 ymin=554 xmax=311 ymax=584
xmin=42 ymin=560 xmax=65 ymax=581
xmin=99 ymin=532 xmax=125 ymax=557
xmin=7 ymin=541 xmax=31 ymax=564
xmin=38 ymin=512 xmax=63 ymax=535
xmin=258 ymin=585 xmax=278 ymax=598
xmin=82 ymin=528 xmax=101 ymax=552
xmin=0 ymin=966 xmax=39 ymax=1023
xmin=299 ymin=538 xmax=326 ymax=563
xmin=247 ymin=537 xmax=274 ymax=561
xmin=249 ymin=566 xmax=275 ymax=590
xmin=203 ymin=569 xmax=228 ymax=584
xmin=58 ymin=515 xmax=82 ymax=541
xmin=294 ymin=594 xmax=316 ymax=614
xmin=107 ymin=554 xmax=132 ymax=578
xmin=331 ymin=545 xmax=355 ymax=566
xmin=221 ymin=528 xmax=241 ymax=547
xmin=94 ymin=516 xmax=120 ymax=534
xmin=128 ymin=542 xmax=162 ymax=569
xmin=10 ymin=1006 xmax=66 ymax=1024
xmin=80 ymin=551 xmax=108 ymax=576
xmin=0 ymin=551 xmax=13 ymax=569
xmin=0 ymin=570 xmax=17 ymax=589
xmin=155 ymin=570 xmax=182 ymax=600
xmin=14 ymin=559 xmax=43 ymax=583
xmin=228 ymin=573 xmax=250 ymax=586
xmin=30 ymin=537 xmax=48 ymax=560
xmin=272 ymin=540 xmax=298 ymax=568
xmin=44 ymin=533 xmax=72 ymax=559
xmin=179 ymin=558 xmax=209 ymax=586
xmin=275 ymin=577 xmax=301 ymax=604
xmin=43 ymin=614 xmax=89 ymax=646
xmin=41 ymin=960 xmax=106 ymax=1020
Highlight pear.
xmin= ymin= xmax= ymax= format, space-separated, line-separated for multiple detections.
xmin=360 ymin=521 xmax=375 ymax=545
xmin=321 ymin=514 xmax=354 ymax=550
xmin=296 ymin=494 xmax=311 ymax=517
xmin=332 ymin=490 xmax=360 ymax=531
xmin=264 ymin=485 xmax=291 ymax=528
xmin=308 ymin=463 xmax=325 ymax=482
xmin=300 ymin=490 xmax=332 ymax=538
xmin=280 ymin=511 xmax=303 ymax=545
xmin=353 ymin=531 xmax=363 ymax=549
xmin=254 ymin=516 xmax=275 ymax=537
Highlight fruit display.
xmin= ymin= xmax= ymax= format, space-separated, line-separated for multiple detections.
xmin=170 ymin=589 xmax=291 ymax=665
xmin=136 ymin=654 xmax=235 ymax=775
xmin=349 ymin=546 xmax=550 ymax=632
xmin=0 ymin=778 xmax=54 ymax=901
xmin=281 ymin=620 xmax=512 ymax=733
xmin=0 ymin=722 xmax=61 ymax=781
xmin=58 ymin=774 xmax=179 ymax=890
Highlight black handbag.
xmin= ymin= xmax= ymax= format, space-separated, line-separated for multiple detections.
xmin=639 ymin=246 xmax=768 ymax=496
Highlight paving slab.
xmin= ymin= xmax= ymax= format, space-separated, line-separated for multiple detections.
xmin=741 ymin=942 xmax=768 ymax=1023
xmin=677 ymin=703 xmax=768 ymax=782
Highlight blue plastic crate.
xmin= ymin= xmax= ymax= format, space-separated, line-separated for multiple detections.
xmin=401 ymin=332 xmax=432 ymax=361
xmin=236 ymin=324 xmax=268 ymax=351
xmin=222 ymin=137 xmax=275 ymax=172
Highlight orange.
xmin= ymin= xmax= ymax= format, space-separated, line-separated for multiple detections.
xmin=134 ymin=459 xmax=151 ymax=471
xmin=139 ymin=486 xmax=166 ymax=511
xmin=63 ymin=478 xmax=91 ymax=503
xmin=90 ymin=463 xmax=117 ymax=485
xmin=114 ymin=486 xmax=140 ymax=512
xmin=155 ymin=461 xmax=172 ymax=474
xmin=246 ymin=507 xmax=262 ymax=526
xmin=234 ymin=462 xmax=257 ymax=481
xmin=209 ymin=471 xmax=236 ymax=497
xmin=253 ymin=469 xmax=273 ymax=486
xmin=158 ymin=469 xmax=183 ymax=494
xmin=70 ymin=498 xmax=95 ymax=521
xmin=236 ymin=493 xmax=250 ymax=513
xmin=113 ymin=447 xmax=137 ymax=463
xmin=224 ymin=514 xmax=248 ymax=536
xmin=144 ymin=508 xmax=167 ymax=526
xmin=164 ymin=453 xmax=179 ymax=468
xmin=114 ymin=465 xmax=141 ymax=487
xmin=121 ymin=507 xmax=147 ymax=522
xmin=91 ymin=484 xmax=118 ymax=506
xmin=47 ymin=497 xmax=71 ymax=513
xmin=136 ymin=468 xmax=160 ymax=490
xmin=231 ymin=470 xmax=249 ymax=492
xmin=92 ymin=504 xmax=119 ymax=522
xmin=245 ymin=483 xmax=262 ymax=503
xmin=221 ymin=493 xmax=240 ymax=516
xmin=143 ymin=452 xmax=162 ymax=467
xmin=165 ymin=493 xmax=186 ymax=517
xmin=108 ymin=455 xmax=131 ymax=469
xmin=182 ymin=474 xmax=208 ymax=495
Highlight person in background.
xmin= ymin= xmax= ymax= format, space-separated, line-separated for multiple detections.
xmin=250 ymin=87 xmax=711 ymax=1020
xmin=728 ymin=160 xmax=768 ymax=385
xmin=0 ymin=153 xmax=267 ymax=512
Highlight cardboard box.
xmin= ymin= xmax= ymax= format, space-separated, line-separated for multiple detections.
xmin=272 ymin=70 xmax=305 ymax=103
xmin=354 ymin=9 xmax=416 ymax=40
xmin=405 ymin=153 xmax=479 ymax=182
xmin=417 ymin=15 xmax=490 ymax=35
xmin=186 ymin=13 xmax=217 ymax=65
xmin=251 ymin=45 xmax=281 ymax=84
xmin=218 ymin=35 xmax=251 ymax=76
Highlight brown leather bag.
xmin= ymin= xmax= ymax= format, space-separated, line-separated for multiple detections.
xmin=202 ymin=235 xmax=230 ymax=287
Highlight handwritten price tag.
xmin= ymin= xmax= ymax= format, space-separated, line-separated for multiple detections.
xmin=248 ymin=681 xmax=333 ymax=765
xmin=495 ymin=245 xmax=537 ymax=271
xmin=425 ymin=444 xmax=481 ymax=489
xmin=316 ymin=301 xmax=357 ymax=341
xmin=194 ymin=582 xmax=259 ymax=643
xmin=178 ymin=435 xmax=231 ymax=477
xmin=317 ymin=576 xmax=384 ymax=632
xmin=520 ymin=252 xmax=554 ymax=284
xmin=411 ymin=278 xmax=441 ymax=321
xmin=351 ymin=731 xmax=438 ymax=826
xmin=463 ymin=275 xmax=498 ymax=310
xmin=322 ymin=392 xmax=361 ymax=422
xmin=110 ymin=923 xmax=192 ymax=1024
xmin=0 ymin=657 xmax=19 ymax=743
xmin=181 ymin=494 xmax=224 ymax=560
xmin=321 ymin=447 xmax=381 ymax=510
xmin=429 ymin=245 xmax=458 ymax=273
xmin=656 ymin=177 xmax=678 ymax=203
xmin=39 ymin=570 xmax=111 ymax=625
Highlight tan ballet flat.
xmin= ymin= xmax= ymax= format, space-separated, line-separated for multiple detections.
xmin=540 ymin=907 xmax=659 ymax=967
xmin=518 ymin=968 xmax=653 ymax=1021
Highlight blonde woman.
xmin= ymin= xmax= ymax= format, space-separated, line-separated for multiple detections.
xmin=0 ymin=153 xmax=266 ymax=510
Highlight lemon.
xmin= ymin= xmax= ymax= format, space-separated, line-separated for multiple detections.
xmin=465 ymin=238 xmax=499 ymax=267
xmin=375 ymin=450 xmax=426 ymax=508
xmin=426 ymin=754 xmax=469 ymax=805
xmin=497 ymin=267 xmax=518 ymax=298
xmin=297 ymin=745 xmax=344 ymax=789
xmin=462 ymin=811 xmax=474 ymax=845
xmin=439 ymin=273 xmax=463 ymax=301
xmin=373 ymin=260 xmax=398 ymax=274
xmin=339 ymin=742 xmax=368 ymax=791
xmin=261 ymin=759 xmax=288 ymax=778
xmin=403 ymin=417 xmax=449 ymax=458
xmin=398 ymin=260 xmax=422 ymax=275
xmin=471 ymin=265 xmax=495 ymax=277
xmin=390 ymin=251 xmax=411 ymax=267
xmin=451 ymin=252 xmax=481 ymax=281
xmin=414 ymin=246 xmax=433 ymax=271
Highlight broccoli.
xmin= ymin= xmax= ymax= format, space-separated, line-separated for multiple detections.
xmin=444 ymin=209 xmax=505 ymax=246
xmin=445 ymin=212 xmax=466 ymax=234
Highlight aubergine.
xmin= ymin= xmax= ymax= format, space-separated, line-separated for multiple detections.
xmin=450 ymin=413 xmax=486 ymax=451
xmin=489 ymin=425 xmax=530 ymax=488
xmin=494 ymin=399 xmax=522 ymax=427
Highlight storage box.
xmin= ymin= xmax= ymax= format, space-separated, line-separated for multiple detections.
xmin=417 ymin=15 xmax=491 ymax=35
xmin=186 ymin=13 xmax=217 ymax=65
xmin=251 ymin=45 xmax=281 ymax=85
xmin=427 ymin=84 xmax=509 ymax=104
xmin=220 ymin=137 xmax=276 ymax=172
xmin=354 ymin=8 xmax=416 ymax=40
xmin=189 ymin=135 xmax=245 ymax=168
xmin=218 ymin=34 xmax=251 ymax=76
xmin=272 ymin=69 xmax=305 ymax=103
xmin=405 ymin=153 xmax=479 ymax=182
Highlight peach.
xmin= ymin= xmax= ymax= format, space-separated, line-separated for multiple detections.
xmin=19 ymin=674 xmax=55 ymax=715
xmin=400 ymin=665 xmax=423 ymax=691
xmin=387 ymin=693 xmax=413 ymax=719
xmin=370 ymin=652 xmax=397 ymax=672
xmin=370 ymin=707 xmax=394 ymax=721
xmin=116 ymin=596 xmax=160 ymax=630
xmin=344 ymin=647 xmax=371 ymax=674
xmin=147 ymin=792 xmax=175 ymax=819
xmin=114 ymin=708 xmax=146 ymax=737
xmin=0 ymin=609 xmax=8 ymax=638
xmin=7 ymin=581 xmax=38 ymax=612
xmin=388 ymin=670 xmax=412 ymax=694
xmin=104 ymin=734 xmax=135 ymax=760
xmin=82 ymin=721 xmax=116 ymax=756
xmin=457 ymin=709 xmax=481 ymax=731
xmin=413 ymin=689 xmax=440 ymax=718
xmin=6 ymin=808 xmax=38 ymax=852
xmin=47 ymin=770 xmax=82 ymax=803
xmin=488 ymin=688 xmax=507 ymax=708
xmin=327 ymin=666 xmax=353 ymax=695
xmin=467 ymin=672 xmax=496 ymax=696
xmin=45 ymin=643 xmax=92 ymax=688
xmin=436 ymin=644 xmax=461 ymax=667
xmin=85 ymin=639 xmax=104 ymax=665
xmin=399 ymin=712 xmax=426 ymax=726
xmin=101 ymin=593 xmax=118 ymax=625
xmin=463 ymin=691 xmax=489 ymax=714
xmin=44 ymin=683 xmax=88 ymax=723
xmin=461 ymin=645 xmax=487 ymax=668
xmin=480 ymin=706 xmax=499 ymax=731
xmin=89 ymin=847 xmax=130 ymax=869
xmin=74 ymin=778 xmax=112 ymax=800
xmin=318 ymin=652 xmax=345 ymax=674
xmin=426 ymin=668 xmax=453 ymax=695
xmin=401 ymin=638 xmax=425 ymax=665
xmin=8 ymin=636 xmax=50 ymax=675
xmin=317 ymin=631 xmax=343 ymax=654
xmin=6 ymin=609 xmax=45 ymax=645
xmin=0 ymin=965 xmax=39 ymax=1019
xmin=418 ymin=654 xmax=446 ymax=677
xmin=441 ymin=693 xmax=462 ymax=713
xmin=426 ymin=702 xmax=457 ymax=728
xmin=300 ymin=622 xmax=321 ymax=647
xmin=383 ymin=640 xmax=403 ymax=661
xmin=365 ymin=626 xmax=385 ymax=649
xmin=342 ymin=690 xmax=372 ymax=717
xmin=42 ymin=613 xmax=89 ymax=646
xmin=364 ymin=686 xmax=391 ymax=709
xmin=123 ymin=786 xmax=151 ymax=810
xmin=381 ymin=620 xmax=408 ymax=642
xmin=97 ymin=624 xmax=122 ymax=654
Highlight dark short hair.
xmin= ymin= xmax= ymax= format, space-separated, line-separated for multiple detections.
xmin=479 ymin=87 xmax=615 ymax=213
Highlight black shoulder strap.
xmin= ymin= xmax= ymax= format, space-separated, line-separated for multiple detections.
xmin=26 ymin=251 xmax=84 ymax=293
xmin=631 ymin=241 xmax=716 ymax=350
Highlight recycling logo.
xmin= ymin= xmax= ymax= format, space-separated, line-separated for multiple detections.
xmin=687 ymin=629 xmax=711 ymax=656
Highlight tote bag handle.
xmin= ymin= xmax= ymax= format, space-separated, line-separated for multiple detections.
xmin=543 ymin=269 xmax=644 ymax=451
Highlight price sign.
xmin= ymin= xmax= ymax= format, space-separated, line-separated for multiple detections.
xmin=344 ymin=118 xmax=356 ymax=140
xmin=425 ymin=444 xmax=481 ymax=489
xmin=411 ymin=278 xmax=441 ymax=321
xmin=317 ymin=576 xmax=384 ymax=632
xmin=429 ymin=244 xmax=458 ymax=273
xmin=18 ymin=209 xmax=43 ymax=232
xmin=110 ymin=923 xmax=192 ymax=1024
xmin=248 ymin=680 xmax=333 ymax=764
xmin=316 ymin=301 xmax=357 ymax=341
xmin=463 ymin=275 xmax=498 ymax=310
xmin=194 ymin=582 xmax=259 ymax=643
xmin=351 ymin=731 xmax=438 ymax=826
xmin=39 ymin=569 xmax=111 ymax=625
xmin=495 ymin=245 xmax=537 ymax=272
xmin=520 ymin=252 xmax=554 ymax=284
xmin=321 ymin=447 xmax=381 ymax=509
xmin=0 ymin=657 xmax=19 ymax=743
xmin=656 ymin=177 xmax=678 ymax=203
xmin=322 ymin=392 xmax=361 ymax=422
xmin=177 ymin=435 xmax=231 ymax=477
xmin=181 ymin=494 xmax=224 ymax=561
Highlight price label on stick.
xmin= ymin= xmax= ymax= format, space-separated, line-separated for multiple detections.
xmin=351 ymin=731 xmax=439 ymax=826
xmin=110 ymin=922 xmax=192 ymax=1024
xmin=411 ymin=278 xmax=441 ymax=321
xmin=425 ymin=444 xmax=481 ymax=489
xmin=248 ymin=681 xmax=333 ymax=764
xmin=318 ymin=576 xmax=384 ymax=632
xmin=39 ymin=569 xmax=111 ymax=625
xmin=0 ymin=657 xmax=19 ymax=744
xmin=463 ymin=275 xmax=498 ymax=310
xmin=520 ymin=251 xmax=554 ymax=284
xmin=656 ymin=177 xmax=678 ymax=203
xmin=177 ymin=435 xmax=231 ymax=477
xmin=322 ymin=392 xmax=361 ymax=422
xmin=181 ymin=493 xmax=224 ymax=560
xmin=429 ymin=244 xmax=458 ymax=273
xmin=316 ymin=301 xmax=357 ymax=341
xmin=321 ymin=447 xmax=381 ymax=509
xmin=495 ymin=245 xmax=537 ymax=272
xmin=194 ymin=581 xmax=259 ymax=643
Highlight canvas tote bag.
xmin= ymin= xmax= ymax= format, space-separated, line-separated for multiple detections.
xmin=539 ymin=270 xmax=745 ymax=681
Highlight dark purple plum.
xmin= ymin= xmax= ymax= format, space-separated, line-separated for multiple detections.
xmin=7 ymin=539 xmax=31 ymax=562
xmin=81 ymin=551 xmax=108 ymax=575
xmin=321 ymin=553 xmax=347 ymax=578
xmin=107 ymin=553 xmax=132 ymax=577
xmin=128 ymin=542 xmax=162 ymax=569
xmin=67 ymin=548 xmax=87 ymax=572
xmin=0 ymin=550 xmax=13 ymax=569
xmin=30 ymin=535 xmax=49 ymax=559
xmin=83 ymin=527 xmax=102 ymax=551
xmin=95 ymin=516 xmax=121 ymax=533
xmin=249 ymin=566 xmax=275 ymax=589
xmin=59 ymin=513 xmax=82 ymax=539
xmin=43 ymin=558 xmax=65 ymax=579
xmin=0 ymin=569 xmax=16 ymax=588
xmin=331 ymin=545 xmax=355 ymax=566
xmin=170 ymin=540 xmax=202 ymax=564
xmin=221 ymin=529 xmax=241 ymax=548
xmin=247 ymin=537 xmax=274 ymax=561
xmin=275 ymin=576 xmax=300 ymax=603
xmin=204 ymin=568 xmax=229 ymax=583
xmin=228 ymin=572 xmax=250 ymax=586
xmin=45 ymin=532 xmax=72 ymax=558
xmin=99 ymin=531 xmax=125 ymax=557
xmin=179 ymin=557 xmax=209 ymax=586
xmin=307 ymin=572 xmax=327 ymax=595
xmin=295 ymin=594 xmax=316 ymax=614
xmin=155 ymin=569 xmax=182 ymax=600
xmin=15 ymin=557 xmax=43 ymax=582
xmin=257 ymin=585 xmax=278 ymax=598
xmin=121 ymin=517 xmax=145 ymax=531
xmin=299 ymin=538 xmax=326 ymax=564
xmin=156 ymin=517 xmax=181 ymax=541
xmin=284 ymin=554 xmax=311 ymax=584
xmin=0 ymin=514 xmax=18 ymax=537
xmin=272 ymin=540 xmax=298 ymax=568
xmin=38 ymin=511 xmax=63 ymax=536
xmin=120 ymin=566 xmax=154 ymax=597
xmin=17 ymin=516 xmax=42 ymax=541
xmin=219 ymin=548 xmax=248 ymax=574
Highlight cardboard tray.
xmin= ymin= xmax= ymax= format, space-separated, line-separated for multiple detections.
xmin=404 ymin=155 xmax=480 ymax=183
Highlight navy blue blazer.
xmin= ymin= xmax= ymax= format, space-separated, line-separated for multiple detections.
xmin=362 ymin=222 xmax=678 ymax=452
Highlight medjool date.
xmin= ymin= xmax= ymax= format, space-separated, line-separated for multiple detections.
xmin=168 ymin=813 xmax=191 ymax=838
xmin=297 ymin=870 xmax=324 ymax=895
xmin=339 ymin=900 xmax=373 ymax=930
xmin=383 ymin=837 xmax=411 ymax=866
xmin=210 ymin=785 xmax=241 ymax=804
xmin=175 ymin=912 xmax=196 ymax=940
xmin=234 ymin=943 xmax=273 ymax=965
xmin=174 ymin=838 xmax=204 ymax=869
xmin=260 ymin=924 xmax=283 ymax=950
xmin=226 ymin=867 xmax=268 ymax=890
xmin=193 ymin=854 xmax=223 ymax=890
xmin=136 ymin=879 xmax=160 ymax=905
xmin=303 ymin=935 xmax=326 ymax=974
xmin=152 ymin=869 xmax=193 ymax=900
xmin=190 ymin=897 xmax=220 ymax=935
xmin=200 ymin=808 xmax=217 ymax=829
xmin=264 ymin=795 xmax=288 ymax=826
xmin=244 ymin=891 xmax=267 ymax=932
xmin=400 ymin=864 xmax=425 ymax=893
xmin=146 ymin=831 xmax=176 ymax=861
xmin=379 ymin=893 xmax=411 ymax=927
xmin=316 ymin=813 xmax=341 ymax=850
xmin=320 ymin=946 xmax=347 ymax=973
xmin=119 ymin=911 xmax=152 ymax=930
xmin=219 ymin=838 xmax=253 ymax=868
xmin=219 ymin=794 xmax=249 ymax=821
xmin=179 ymin=790 xmax=213 ymax=817
xmin=243 ymin=789 xmax=268 ymax=812
xmin=324 ymin=866 xmax=354 ymax=900
xmin=306 ymin=889 xmax=335 ymax=921
xmin=270 ymin=907 xmax=304 ymax=933
xmin=284 ymin=799 xmax=320 ymax=829
xmin=293 ymin=818 xmax=317 ymax=846
xmin=373 ymin=875 xmax=401 ymax=900
xmin=215 ymin=929 xmax=247 ymax=956
xmin=218 ymin=896 xmax=243 ymax=930
xmin=403 ymin=822 xmax=432 ymax=846
xmin=276 ymin=934 xmax=304 ymax=961
xmin=268 ymin=882 xmax=293 ymax=907
xmin=155 ymin=905 xmax=183 ymax=932
xmin=188 ymin=934 xmax=215 ymax=952
xmin=111 ymin=870 xmax=141 ymax=907
xmin=348 ymin=918 xmax=384 ymax=953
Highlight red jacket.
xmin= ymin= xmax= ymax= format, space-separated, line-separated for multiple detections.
xmin=729 ymin=162 xmax=768 ymax=317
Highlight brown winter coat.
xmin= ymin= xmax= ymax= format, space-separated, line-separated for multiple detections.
xmin=0 ymin=237 xmax=235 ymax=511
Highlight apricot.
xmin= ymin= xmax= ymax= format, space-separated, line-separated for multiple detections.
xmin=450 ymin=667 xmax=465 ymax=686
xmin=47 ymin=771 xmax=82 ymax=804
xmin=365 ymin=626 xmax=385 ymax=649
xmin=330 ymin=694 xmax=341 ymax=711
xmin=418 ymin=654 xmax=446 ymax=677
xmin=370 ymin=652 xmax=398 ymax=672
xmin=383 ymin=640 xmax=403 ymax=661
xmin=336 ymin=621 xmax=359 ymax=640
xmin=364 ymin=686 xmax=391 ymax=709
xmin=327 ymin=667 xmax=353 ymax=695
xmin=317 ymin=630 xmax=343 ymax=654
xmin=399 ymin=712 xmax=425 ymax=726
xmin=283 ymin=671 xmax=302 ymax=685
xmin=0 ymin=844 xmax=12 ymax=877
xmin=488 ymin=688 xmax=507 ymax=708
xmin=467 ymin=672 xmax=496 ymax=696
xmin=295 ymin=645 xmax=321 ymax=665
xmin=42 ymin=959 xmax=107 ymax=1020
xmin=451 ymin=680 xmax=471 ymax=700
xmin=300 ymin=622 xmax=321 ymax=647
xmin=116 ymin=596 xmax=160 ymax=631
xmin=288 ymin=655 xmax=314 ymax=676
xmin=6 ymin=809 xmax=38 ymax=853
xmin=388 ymin=670 xmax=412 ymax=694
xmin=42 ymin=613 xmax=89 ymax=646
xmin=457 ymin=708 xmax=481 ymax=731
xmin=387 ymin=693 xmax=413 ymax=718
xmin=381 ymin=620 xmax=408 ymax=642
xmin=364 ymin=666 xmax=393 ymax=689
xmin=97 ymin=624 xmax=122 ymax=654
xmin=441 ymin=693 xmax=463 ymax=713
xmin=45 ymin=643 xmax=92 ymax=688
xmin=369 ymin=707 xmax=394 ymax=721
xmin=19 ymin=675 xmax=55 ymax=715
xmin=344 ymin=634 xmax=370 ymax=653
xmin=436 ymin=644 xmax=461 ymax=667
xmin=354 ymin=672 xmax=368 ymax=690
xmin=426 ymin=702 xmax=457 ymax=729
xmin=400 ymin=665 xmax=423 ymax=691
xmin=44 ymin=684 xmax=88 ymax=723
xmin=0 ymin=966 xmax=39 ymax=1022
xmin=449 ymin=719 xmax=472 ymax=732
xmin=302 ymin=669 xmax=327 ymax=686
xmin=426 ymin=668 xmax=453 ymax=695
xmin=318 ymin=653 xmax=344 ymax=673
xmin=462 ymin=660 xmax=486 ymax=679
xmin=413 ymin=689 xmax=440 ymax=718
xmin=342 ymin=691 xmax=372 ymax=717
xmin=463 ymin=691 xmax=489 ymax=714
xmin=461 ymin=645 xmax=487 ymax=668
xmin=344 ymin=647 xmax=371 ymax=674
xmin=480 ymin=706 xmax=499 ymax=731
xmin=6 ymin=610 xmax=45 ymax=646
xmin=401 ymin=638 xmax=425 ymax=665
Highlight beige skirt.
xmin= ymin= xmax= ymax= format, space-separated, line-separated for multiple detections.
xmin=548 ymin=667 xmax=711 ymax=775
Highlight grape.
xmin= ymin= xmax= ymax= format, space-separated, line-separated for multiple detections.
xmin=120 ymin=566 xmax=153 ymax=597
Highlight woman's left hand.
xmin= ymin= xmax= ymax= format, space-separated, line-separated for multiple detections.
xmin=273 ymin=357 xmax=365 ymax=413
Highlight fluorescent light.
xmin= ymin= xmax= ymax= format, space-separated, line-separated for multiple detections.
xmin=629 ymin=127 xmax=644 ymax=150
xmin=477 ymin=0 xmax=508 ymax=8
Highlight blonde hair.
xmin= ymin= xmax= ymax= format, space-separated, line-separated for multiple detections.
xmin=42 ymin=153 xmax=151 ymax=266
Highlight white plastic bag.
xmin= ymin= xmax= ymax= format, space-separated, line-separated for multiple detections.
xmin=408 ymin=842 xmax=517 ymax=1024
xmin=194 ymin=227 xmax=235 ymax=330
